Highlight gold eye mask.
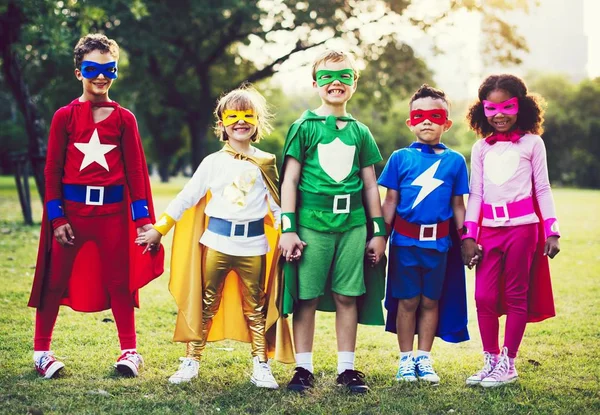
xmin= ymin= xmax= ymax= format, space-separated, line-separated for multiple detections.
xmin=222 ymin=109 xmax=257 ymax=127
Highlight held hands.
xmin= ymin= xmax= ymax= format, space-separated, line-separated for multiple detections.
xmin=279 ymin=232 xmax=307 ymax=262
xmin=461 ymin=239 xmax=484 ymax=269
xmin=544 ymin=235 xmax=560 ymax=259
xmin=365 ymin=236 xmax=386 ymax=267
xmin=135 ymin=227 xmax=162 ymax=254
xmin=54 ymin=223 xmax=75 ymax=246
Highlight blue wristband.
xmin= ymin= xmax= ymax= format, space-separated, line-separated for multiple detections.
xmin=47 ymin=199 xmax=65 ymax=221
xmin=131 ymin=199 xmax=150 ymax=221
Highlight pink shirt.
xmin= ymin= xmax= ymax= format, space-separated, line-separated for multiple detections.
xmin=465 ymin=134 xmax=558 ymax=227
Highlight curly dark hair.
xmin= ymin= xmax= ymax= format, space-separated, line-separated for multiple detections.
xmin=466 ymin=74 xmax=546 ymax=137
xmin=73 ymin=34 xmax=119 ymax=69
xmin=409 ymin=84 xmax=449 ymax=109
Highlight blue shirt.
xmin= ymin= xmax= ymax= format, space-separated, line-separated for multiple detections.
xmin=378 ymin=146 xmax=469 ymax=252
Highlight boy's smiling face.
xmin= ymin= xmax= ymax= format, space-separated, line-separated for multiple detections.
xmin=406 ymin=97 xmax=452 ymax=145
xmin=75 ymin=49 xmax=117 ymax=100
xmin=313 ymin=59 xmax=357 ymax=107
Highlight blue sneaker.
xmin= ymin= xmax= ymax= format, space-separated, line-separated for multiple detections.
xmin=395 ymin=354 xmax=417 ymax=382
xmin=415 ymin=355 xmax=440 ymax=383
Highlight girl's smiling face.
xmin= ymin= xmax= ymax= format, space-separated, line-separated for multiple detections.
xmin=221 ymin=107 xmax=258 ymax=144
xmin=485 ymin=89 xmax=518 ymax=133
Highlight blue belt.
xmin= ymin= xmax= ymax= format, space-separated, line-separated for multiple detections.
xmin=62 ymin=184 xmax=124 ymax=205
xmin=207 ymin=217 xmax=265 ymax=238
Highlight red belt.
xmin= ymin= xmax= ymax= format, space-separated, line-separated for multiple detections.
xmin=393 ymin=216 xmax=450 ymax=241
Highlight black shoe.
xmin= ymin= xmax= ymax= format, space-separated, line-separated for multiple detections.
xmin=336 ymin=369 xmax=369 ymax=393
xmin=287 ymin=367 xmax=315 ymax=392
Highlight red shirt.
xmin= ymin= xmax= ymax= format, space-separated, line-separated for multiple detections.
xmin=44 ymin=99 xmax=150 ymax=223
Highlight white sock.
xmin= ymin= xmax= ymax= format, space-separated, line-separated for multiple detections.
xmin=295 ymin=352 xmax=313 ymax=373
xmin=399 ymin=351 xmax=413 ymax=363
xmin=33 ymin=351 xmax=49 ymax=362
xmin=121 ymin=348 xmax=137 ymax=354
xmin=416 ymin=350 xmax=431 ymax=359
xmin=337 ymin=351 xmax=355 ymax=374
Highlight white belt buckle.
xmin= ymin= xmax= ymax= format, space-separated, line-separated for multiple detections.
xmin=230 ymin=221 xmax=249 ymax=238
xmin=419 ymin=224 xmax=437 ymax=241
xmin=491 ymin=202 xmax=509 ymax=222
xmin=333 ymin=194 xmax=351 ymax=214
xmin=85 ymin=186 xmax=104 ymax=205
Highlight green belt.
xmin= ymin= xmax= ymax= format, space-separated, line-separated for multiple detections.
xmin=298 ymin=191 xmax=362 ymax=213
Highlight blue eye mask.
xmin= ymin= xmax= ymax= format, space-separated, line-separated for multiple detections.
xmin=80 ymin=61 xmax=118 ymax=79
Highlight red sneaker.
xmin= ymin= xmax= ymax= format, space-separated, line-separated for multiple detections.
xmin=115 ymin=351 xmax=144 ymax=377
xmin=35 ymin=352 xmax=65 ymax=379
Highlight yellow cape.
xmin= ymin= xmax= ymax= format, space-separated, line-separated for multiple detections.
xmin=168 ymin=144 xmax=294 ymax=363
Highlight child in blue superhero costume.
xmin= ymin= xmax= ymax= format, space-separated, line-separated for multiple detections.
xmin=379 ymin=85 xmax=470 ymax=383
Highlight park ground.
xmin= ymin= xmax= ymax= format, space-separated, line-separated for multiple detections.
xmin=0 ymin=176 xmax=598 ymax=414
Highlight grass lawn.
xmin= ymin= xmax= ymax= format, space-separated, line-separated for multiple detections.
xmin=0 ymin=176 xmax=598 ymax=414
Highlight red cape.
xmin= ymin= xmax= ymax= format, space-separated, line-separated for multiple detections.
xmin=28 ymin=104 xmax=164 ymax=312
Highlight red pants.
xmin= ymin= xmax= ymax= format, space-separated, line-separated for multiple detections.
xmin=475 ymin=224 xmax=538 ymax=358
xmin=34 ymin=213 xmax=136 ymax=351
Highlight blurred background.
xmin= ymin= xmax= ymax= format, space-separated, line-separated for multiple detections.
xmin=2 ymin=0 xmax=599 ymax=210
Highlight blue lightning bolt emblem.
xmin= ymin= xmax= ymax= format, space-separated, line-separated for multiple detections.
xmin=411 ymin=160 xmax=443 ymax=209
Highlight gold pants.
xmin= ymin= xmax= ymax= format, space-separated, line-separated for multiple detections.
xmin=187 ymin=248 xmax=267 ymax=361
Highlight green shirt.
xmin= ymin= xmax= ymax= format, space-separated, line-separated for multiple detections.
xmin=283 ymin=110 xmax=382 ymax=232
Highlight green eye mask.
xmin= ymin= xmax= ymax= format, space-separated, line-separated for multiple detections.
xmin=315 ymin=69 xmax=355 ymax=87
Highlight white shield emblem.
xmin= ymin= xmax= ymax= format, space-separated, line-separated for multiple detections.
xmin=317 ymin=138 xmax=356 ymax=183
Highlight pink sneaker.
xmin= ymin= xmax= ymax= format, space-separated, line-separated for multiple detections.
xmin=115 ymin=351 xmax=144 ymax=377
xmin=35 ymin=352 xmax=65 ymax=379
xmin=481 ymin=347 xmax=518 ymax=387
xmin=466 ymin=352 xmax=498 ymax=385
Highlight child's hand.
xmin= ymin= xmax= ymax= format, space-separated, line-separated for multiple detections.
xmin=468 ymin=245 xmax=484 ymax=268
xmin=365 ymin=236 xmax=386 ymax=266
xmin=136 ymin=223 xmax=154 ymax=235
xmin=279 ymin=232 xmax=307 ymax=262
xmin=54 ymin=223 xmax=75 ymax=247
xmin=135 ymin=228 xmax=162 ymax=254
xmin=544 ymin=236 xmax=560 ymax=259
xmin=462 ymin=239 xmax=483 ymax=269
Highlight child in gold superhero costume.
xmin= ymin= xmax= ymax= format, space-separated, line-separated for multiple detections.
xmin=137 ymin=85 xmax=293 ymax=388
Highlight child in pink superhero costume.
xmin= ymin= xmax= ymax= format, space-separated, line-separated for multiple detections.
xmin=461 ymin=74 xmax=560 ymax=387
xmin=28 ymin=34 xmax=163 ymax=379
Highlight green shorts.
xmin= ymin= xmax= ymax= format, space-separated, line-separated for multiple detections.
xmin=297 ymin=225 xmax=367 ymax=300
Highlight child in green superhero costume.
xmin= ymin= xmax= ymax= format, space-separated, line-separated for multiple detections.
xmin=279 ymin=50 xmax=387 ymax=393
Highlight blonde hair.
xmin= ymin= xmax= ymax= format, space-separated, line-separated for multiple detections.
xmin=214 ymin=85 xmax=273 ymax=142
xmin=311 ymin=50 xmax=360 ymax=82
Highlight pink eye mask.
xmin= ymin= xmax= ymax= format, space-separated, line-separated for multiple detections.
xmin=482 ymin=97 xmax=519 ymax=117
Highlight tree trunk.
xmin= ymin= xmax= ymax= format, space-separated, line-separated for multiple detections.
xmin=188 ymin=108 xmax=213 ymax=168
xmin=0 ymin=2 xmax=46 ymax=203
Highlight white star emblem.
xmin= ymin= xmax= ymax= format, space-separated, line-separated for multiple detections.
xmin=74 ymin=129 xmax=116 ymax=171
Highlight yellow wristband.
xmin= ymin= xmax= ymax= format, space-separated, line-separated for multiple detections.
xmin=153 ymin=213 xmax=176 ymax=236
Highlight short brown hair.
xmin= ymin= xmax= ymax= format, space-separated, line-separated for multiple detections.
xmin=311 ymin=50 xmax=360 ymax=82
xmin=214 ymin=84 xmax=273 ymax=143
xmin=409 ymin=84 xmax=450 ymax=109
xmin=73 ymin=34 xmax=119 ymax=69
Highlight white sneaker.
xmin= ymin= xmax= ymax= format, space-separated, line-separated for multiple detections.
xmin=168 ymin=357 xmax=200 ymax=384
xmin=415 ymin=355 xmax=440 ymax=383
xmin=250 ymin=356 xmax=279 ymax=389
xmin=115 ymin=351 xmax=144 ymax=377
xmin=395 ymin=354 xmax=417 ymax=382
xmin=466 ymin=352 xmax=498 ymax=386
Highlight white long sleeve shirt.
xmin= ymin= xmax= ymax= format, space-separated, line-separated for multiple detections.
xmin=164 ymin=148 xmax=281 ymax=256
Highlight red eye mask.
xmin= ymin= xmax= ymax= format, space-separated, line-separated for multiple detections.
xmin=409 ymin=109 xmax=448 ymax=126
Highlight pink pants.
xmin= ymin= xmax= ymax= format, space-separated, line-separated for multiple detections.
xmin=34 ymin=214 xmax=136 ymax=351
xmin=475 ymin=224 xmax=538 ymax=358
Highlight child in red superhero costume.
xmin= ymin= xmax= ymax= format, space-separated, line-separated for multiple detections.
xmin=28 ymin=34 xmax=163 ymax=379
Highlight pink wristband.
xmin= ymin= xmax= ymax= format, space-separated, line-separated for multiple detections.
xmin=544 ymin=218 xmax=560 ymax=238
xmin=462 ymin=221 xmax=478 ymax=241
